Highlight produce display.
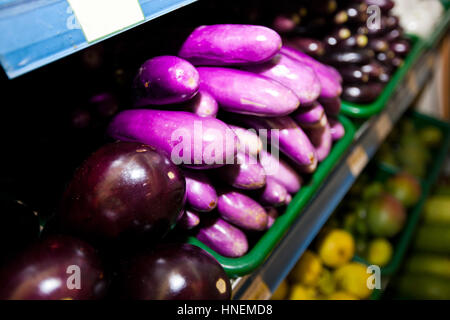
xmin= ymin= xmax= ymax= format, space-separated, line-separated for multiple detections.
xmin=271 ymin=0 xmax=412 ymax=104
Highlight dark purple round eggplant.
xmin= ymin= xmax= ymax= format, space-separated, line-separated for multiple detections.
xmin=323 ymin=49 xmax=373 ymax=66
xmin=338 ymin=65 xmax=370 ymax=84
xmin=324 ymin=27 xmax=352 ymax=47
xmin=0 ymin=195 xmax=40 ymax=264
xmin=342 ymin=82 xmax=384 ymax=103
xmin=384 ymin=28 xmax=403 ymax=42
xmin=368 ymin=38 xmax=389 ymax=52
xmin=334 ymin=3 xmax=368 ymax=25
xmin=367 ymin=15 xmax=399 ymax=37
xmin=362 ymin=60 xmax=391 ymax=83
xmin=285 ymin=37 xmax=326 ymax=57
xmin=59 ymin=142 xmax=186 ymax=245
xmin=326 ymin=34 xmax=368 ymax=50
xmin=390 ymin=39 xmax=411 ymax=57
xmin=391 ymin=56 xmax=404 ymax=69
xmin=118 ymin=243 xmax=231 ymax=300
xmin=272 ymin=14 xmax=299 ymax=33
xmin=89 ymin=92 xmax=119 ymax=118
xmin=0 ymin=235 xmax=107 ymax=300
xmin=376 ymin=50 xmax=396 ymax=66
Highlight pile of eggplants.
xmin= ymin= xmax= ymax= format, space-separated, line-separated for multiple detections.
xmin=271 ymin=0 xmax=411 ymax=104
xmin=108 ymin=24 xmax=347 ymax=258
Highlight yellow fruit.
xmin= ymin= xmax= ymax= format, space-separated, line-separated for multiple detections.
xmin=328 ymin=291 xmax=359 ymax=300
xmin=317 ymin=229 xmax=355 ymax=268
xmin=288 ymin=250 xmax=323 ymax=286
xmin=317 ymin=268 xmax=336 ymax=296
xmin=367 ymin=238 xmax=393 ymax=267
xmin=334 ymin=262 xmax=372 ymax=299
xmin=271 ymin=280 xmax=289 ymax=300
xmin=288 ymin=284 xmax=317 ymax=300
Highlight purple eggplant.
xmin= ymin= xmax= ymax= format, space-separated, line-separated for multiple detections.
xmin=108 ymin=110 xmax=238 ymax=168
xmin=259 ymin=149 xmax=303 ymax=194
xmin=364 ymin=0 xmax=395 ymax=12
xmin=239 ymin=116 xmax=317 ymax=169
xmin=285 ymin=193 xmax=292 ymax=205
xmin=228 ymin=124 xmax=263 ymax=156
xmin=325 ymin=34 xmax=369 ymax=50
xmin=329 ymin=118 xmax=345 ymax=141
xmin=197 ymin=67 xmax=300 ymax=117
xmin=266 ymin=207 xmax=279 ymax=229
xmin=323 ymin=49 xmax=373 ymax=66
xmin=385 ymin=28 xmax=403 ymax=42
xmin=368 ymin=38 xmax=389 ymax=52
xmin=217 ymin=190 xmax=268 ymax=231
xmin=284 ymin=37 xmax=326 ymax=58
xmin=197 ymin=217 xmax=248 ymax=257
xmin=280 ymin=46 xmax=342 ymax=99
xmin=179 ymin=24 xmax=282 ymax=66
xmin=178 ymin=209 xmax=201 ymax=230
xmin=272 ymin=15 xmax=299 ymax=33
xmin=218 ymin=152 xmax=266 ymax=190
xmin=134 ymin=56 xmax=199 ymax=106
xmin=338 ymin=65 xmax=370 ymax=83
xmin=184 ymin=170 xmax=218 ymax=212
xmin=185 ymin=90 xmax=218 ymax=117
xmin=247 ymin=52 xmax=321 ymax=105
xmin=292 ymin=102 xmax=325 ymax=128
xmin=390 ymin=39 xmax=410 ymax=57
xmin=361 ymin=60 xmax=391 ymax=83
xmin=342 ymin=82 xmax=384 ymax=103
xmin=306 ymin=119 xmax=332 ymax=162
xmin=258 ymin=177 xmax=288 ymax=207
xmin=243 ymin=53 xmax=321 ymax=105
xmin=319 ymin=96 xmax=341 ymax=116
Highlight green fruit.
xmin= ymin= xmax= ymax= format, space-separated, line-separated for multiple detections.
xmin=423 ymin=196 xmax=450 ymax=225
xmin=414 ymin=225 xmax=450 ymax=254
xmin=395 ymin=274 xmax=450 ymax=300
xmin=362 ymin=182 xmax=384 ymax=201
xmin=386 ymin=172 xmax=422 ymax=207
xmin=419 ymin=126 xmax=443 ymax=148
xmin=404 ymin=253 xmax=450 ymax=279
xmin=342 ymin=213 xmax=357 ymax=233
xmin=367 ymin=194 xmax=406 ymax=237
xmin=317 ymin=269 xmax=336 ymax=296
xmin=355 ymin=217 xmax=369 ymax=236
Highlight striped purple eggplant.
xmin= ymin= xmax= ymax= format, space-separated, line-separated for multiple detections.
xmin=196 ymin=217 xmax=248 ymax=257
xmin=292 ymin=102 xmax=325 ymax=128
xmin=258 ymin=177 xmax=288 ymax=207
xmin=329 ymin=118 xmax=345 ymax=141
xmin=178 ymin=209 xmax=201 ymax=230
xmin=228 ymin=125 xmax=263 ymax=156
xmin=266 ymin=207 xmax=279 ymax=229
xmin=306 ymin=118 xmax=332 ymax=162
xmin=217 ymin=190 xmax=268 ymax=231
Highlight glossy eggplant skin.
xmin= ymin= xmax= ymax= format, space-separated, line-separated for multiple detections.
xmin=325 ymin=34 xmax=368 ymax=50
xmin=390 ymin=39 xmax=410 ymax=57
xmin=0 ymin=235 xmax=107 ymax=300
xmin=178 ymin=209 xmax=201 ymax=230
xmin=218 ymin=152 xmax=266 ymax=190
xmin=342 ymin=82 xmax=384 ymax=103
xmin=323 ymin=49 xmax=373 ymax=66
xmin=257 ymin=177 xmax=288 ymax=207
xmin=179 ymin=24 xmax=282 ymax=66
xmin=184 ymin=170 xmax=218 ymax=212
xmin=329 ymin=118 xmax=345 ymax=141
xmin=196 ymin=217 xmax=248 ymax=258
xmin=337 ymin=65 xmax=370 ymax=84
xmin=284 ymin=37 xmax=326 ymax=58
xmin=364 ymin=0 xmax=395 ymax=12
xmin=118 ymin=243 xmax=231 ymax=300
xmin=361 ymin=60 xmax=391 ymax=83
xmin=185 ymin=90 xmax=219 ymax=118
xmin=0 ymin=195 xmax=40 ymax=264
xmin=59 ymin=142 xmax=186 ymax=244
xmin=134 ymin=56 xmax=199 ymax=106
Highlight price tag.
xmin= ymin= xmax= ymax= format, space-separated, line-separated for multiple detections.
xmin=406 ymin=70 xmax=418 ymax=96
xmin=347 ymin=146 xmax=368 ymax=177
xmin=68 ymin=0 xmax=144 ymax=43
xmin=240 ymin=276 xmax=271 ymax=300
xmin=374 ymin=113 xmax=392 ymax=141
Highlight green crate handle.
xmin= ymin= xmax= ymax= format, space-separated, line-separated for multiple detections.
xmin=187 ymin=115 xmax=356 ymax=277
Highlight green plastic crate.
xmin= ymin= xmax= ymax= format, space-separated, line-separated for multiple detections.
xmin=188 ymin=115 xmax=356 ymax=277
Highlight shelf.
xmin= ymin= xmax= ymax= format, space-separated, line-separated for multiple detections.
xmin=232 ymin=46 xmax=439 ymax=300
xmin=0 ymin=0 xmax=197 ymax=79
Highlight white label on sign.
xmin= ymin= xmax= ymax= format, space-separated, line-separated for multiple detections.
xmin=68 ymin=0 xmax=144 ymax=42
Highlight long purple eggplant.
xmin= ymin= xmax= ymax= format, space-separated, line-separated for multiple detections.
xmin=218 ymin=152 xmax=266 ymax=190
xmin=134 ymin=56 xmax=199 ymax=106
xmin=184 ymin=170 xmax=218 ymax=212
xmin=266 ymin=207 xmax=278 ymax=229
xmin=178 ymin=209 xmax=201 ymax=230
xmin=217 ymin=190 xmax=268 ymax=231
xmin=259 ymin=149 xmax=302 ymax=194
xmin=179 ymin=24 xmax=282 ymax=66
xmin=292 ymin=102 xmax=325 ymax=128
xmin=242 ymin=53 xmax=321 ymax=105
xmin=239 ymin=116 xmax=317 ymax=169
xmin=258 ymin=177 xmax=288 ymax=207
xmin=329 ymin=118 xmax=345 ymax=141
xmin=108 ymin=110 xmax=238 ymax=168
xmin=280 ymin=46 xmax=342 ymax=99
xmin=185 ymin=90 xmax=218 ymax=117
xmin=306 ymin=120 xmax=332 ymax=162
xmin=228 ymin=125 xmax=263 ymax=156
xmin=196 ymin=218 xmax=248 ymax=257
xmin=197 ymin=67 xmax=300 ymax=117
